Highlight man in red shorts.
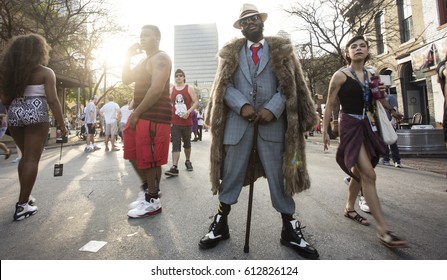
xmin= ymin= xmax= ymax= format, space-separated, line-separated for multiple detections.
xmin=122 ymin=25 xmax=172 ymax=218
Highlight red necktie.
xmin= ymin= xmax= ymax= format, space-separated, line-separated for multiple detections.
xmin=250 ymin=44 xmax=261 ymax=64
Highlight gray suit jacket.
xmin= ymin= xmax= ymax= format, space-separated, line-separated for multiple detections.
xmin=223 ymin=40 xmax=286 ymax=145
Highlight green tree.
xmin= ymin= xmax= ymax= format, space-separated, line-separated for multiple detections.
xmin=0 ymin=0 xmax=126 ymax=107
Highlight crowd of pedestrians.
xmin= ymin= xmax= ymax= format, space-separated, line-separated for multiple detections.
xmin=4 ymin=2 xmax=447 ymax=260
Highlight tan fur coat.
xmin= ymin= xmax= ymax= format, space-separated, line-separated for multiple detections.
xmin=205 ymin=36 xmax=318 ymax=196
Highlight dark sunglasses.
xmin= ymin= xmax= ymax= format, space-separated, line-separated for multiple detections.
xmin=240 ymin=15 xmax=260 ymax=27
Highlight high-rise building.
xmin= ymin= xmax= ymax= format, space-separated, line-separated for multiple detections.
xmin=174 ymin=23 xmax=218 ymax=101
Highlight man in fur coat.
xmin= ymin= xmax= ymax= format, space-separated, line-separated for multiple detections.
xmin=198 ymin=4 xmax=319 ymax=260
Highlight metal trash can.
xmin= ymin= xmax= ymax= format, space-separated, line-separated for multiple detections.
xmin=397 ymin=128 xmax=446 ymax=152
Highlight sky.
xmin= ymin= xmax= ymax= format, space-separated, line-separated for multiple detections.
xmin=100 ymin=0 xmax=309 ymax=76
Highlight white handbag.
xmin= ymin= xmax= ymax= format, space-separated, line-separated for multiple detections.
xmin=376 ymin=101 xmax=398 ymax=145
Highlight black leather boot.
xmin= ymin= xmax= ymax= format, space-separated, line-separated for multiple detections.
xmin=199 ymin=214 xmax=230 ymax=249
xmin=280 ymin=220 xmax=319 ymax=260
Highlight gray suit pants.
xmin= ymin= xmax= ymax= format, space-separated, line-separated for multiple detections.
xmin=218 ymin=124 xmax=295 ymax=215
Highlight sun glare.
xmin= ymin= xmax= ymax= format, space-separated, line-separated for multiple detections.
xmin=97 ymin=0 xmax=304 ymax=86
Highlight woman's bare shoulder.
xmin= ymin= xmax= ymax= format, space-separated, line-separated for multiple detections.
xmin=332 ymin=68 xmax=349 ymax=84
xmin=31 ymin=65 xmax=53 ymax=76
xmin=39 ymin=65 xmax=55 ymax=76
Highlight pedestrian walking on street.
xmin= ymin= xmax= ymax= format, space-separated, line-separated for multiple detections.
xmin=164 ymin=69 xmax=199 ymax=176
xmin=122 ymin=25 xmax=172 ymax=218
xmin=197 ymin=107 xmax=204 ymax=141
xmin=84 ymin=96 xmax=100 ymax=152
xmin=379 ymin=92 xmax=402 ymax=168
xmin=323 ymin=35 xmax=406 ymax=248
xmin=100 ymin=95 xmax=121 ymax=151
xmin=199 ymin=4 xmax=319 ymax=260
xmin=0 ymin=33 xmax=67 ymax=221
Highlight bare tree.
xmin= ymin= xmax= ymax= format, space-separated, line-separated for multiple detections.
xmin=284 ymin=0 xmax=398 ymax=137
xmin=296 ymin=39 xmax=339 ymax=100
xmin=284 ymin=0 xmax=398 ymax=68
xmin=0 ymin=0 xmax=24 ymax=41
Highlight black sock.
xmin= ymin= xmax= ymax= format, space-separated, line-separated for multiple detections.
xmin=217 ymin=202 xmax=231 ymax=216
xmin=281 ymin=213 xmax=294 ymax=223
xmin=145 ymin=192 xmax=158 ymax=201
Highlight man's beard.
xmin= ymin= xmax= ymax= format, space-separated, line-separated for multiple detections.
xmin=241 ymin=22 xmax=264 ymax=41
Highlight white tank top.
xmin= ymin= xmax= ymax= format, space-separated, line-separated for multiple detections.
xmin=23 ymin=84 xmax=45 ymax=97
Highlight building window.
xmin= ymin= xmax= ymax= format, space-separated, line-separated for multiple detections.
xmin=438 ymin=0 xmax=447 ymax=25
xmin=397 ymin=0 xmax=413 ymax=43
xmin=375 ymin=12 xmax=385 ymax=54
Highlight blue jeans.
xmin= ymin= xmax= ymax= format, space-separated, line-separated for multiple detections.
xmin=383 ymin=142 xmax=401 ymax=163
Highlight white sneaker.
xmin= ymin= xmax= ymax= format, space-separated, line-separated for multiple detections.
xmin=394 ymin=162 xmax=402 ymax=168
xmin=127 ymin=198 xmax=162 ymax=218
xmin=128 ymin=191 xmax=146 ymax=209
xmin=14 ymin=202 xmax=38 ymax=221
xmin=358 ymin=196 xmax=371 ymax=213
xmin=128 ymin=188 xmax=162 ymax=210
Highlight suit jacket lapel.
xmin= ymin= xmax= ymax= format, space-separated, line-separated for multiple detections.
xmin=239 ymin=45 xmax=253 ymax=85
xmin=257 ymin=40 xmax=269 ymax=74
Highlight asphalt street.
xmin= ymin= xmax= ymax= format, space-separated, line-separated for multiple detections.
xmin=0 ymin=131 xmax=446 ymax=261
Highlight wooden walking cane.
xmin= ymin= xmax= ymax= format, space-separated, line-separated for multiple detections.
xmin=244 ymin=121 xmax=258 ymax=253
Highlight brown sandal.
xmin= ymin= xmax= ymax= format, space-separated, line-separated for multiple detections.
xmin=378 ymin=231 xmax=407 ymax=248
xmin=344 ymin=208 xmax=370 ymax=226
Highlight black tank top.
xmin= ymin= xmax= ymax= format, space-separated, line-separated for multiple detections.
xmin=338 ymin=72 xmax=367 ymax=115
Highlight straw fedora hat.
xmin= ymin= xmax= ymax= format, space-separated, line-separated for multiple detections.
xmin=233 ymin=3 xmax=268 ymax=29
